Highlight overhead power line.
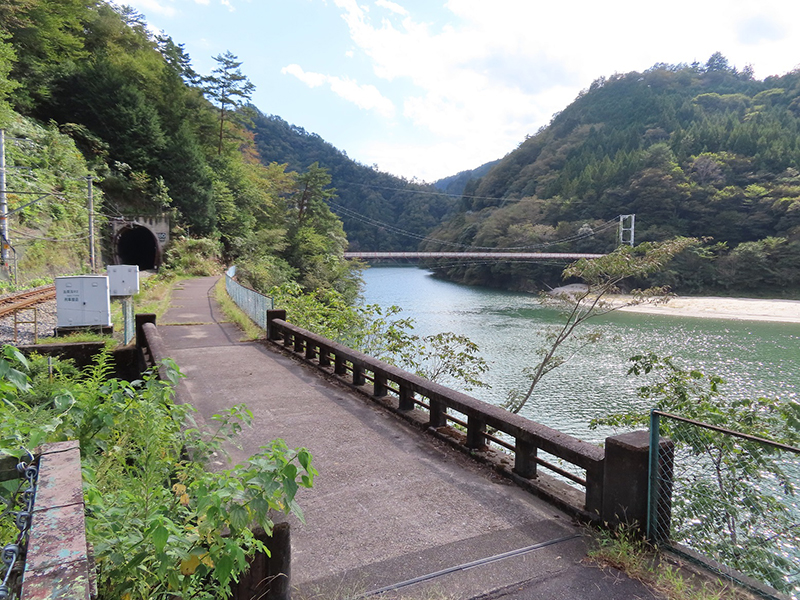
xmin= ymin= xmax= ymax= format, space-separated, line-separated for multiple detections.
xmin=340 ymin=180 xmax=545 ymax=203
xmin=329 ymin=199 xmax=619 ymax=251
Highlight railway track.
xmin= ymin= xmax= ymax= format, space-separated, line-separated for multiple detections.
xmin=0 ymin=285 xmax=56 ymax=319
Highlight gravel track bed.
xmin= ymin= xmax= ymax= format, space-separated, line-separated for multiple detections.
xmin=0 ymin=299 xmax=59 ymax=346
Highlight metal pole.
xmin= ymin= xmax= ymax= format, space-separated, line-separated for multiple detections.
xmin=0 ymin=129 xmax=7 ymax=270
xmin=88 ymin=175 xmax=95 ymax=272
xmin=647 ymin=409 xmax=660 ymax=541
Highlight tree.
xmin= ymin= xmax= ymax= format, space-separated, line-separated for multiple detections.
xmin=203 ymin=51 xmax=254 ymax=155
xmin=0 ymin=35 xmax=19 ymax=126
xmin=503 ymin=237 xmax=697 ymax=415
xmin=704 ymin=51 xmax=730 ymax=73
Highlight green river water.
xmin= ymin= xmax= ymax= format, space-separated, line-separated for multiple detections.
xmin=361 ymin=265 xmax=800 ymax=445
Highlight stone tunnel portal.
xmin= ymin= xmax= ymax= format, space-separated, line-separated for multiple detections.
xmin=115 ymin=224 xmax=160 ymax=270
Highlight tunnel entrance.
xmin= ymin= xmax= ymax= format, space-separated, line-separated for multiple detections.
xmin=115 ymin=225 xmax=160 ymax=270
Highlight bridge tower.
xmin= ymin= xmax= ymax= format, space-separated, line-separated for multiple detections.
xmin=619 ymin=214 xmax=635 ymax=246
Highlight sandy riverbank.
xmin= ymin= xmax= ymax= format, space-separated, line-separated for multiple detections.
xmin=619 ymin=296 xmax=800 ymax=323
xmin=549 ymin=284 xmax=800 ymax=324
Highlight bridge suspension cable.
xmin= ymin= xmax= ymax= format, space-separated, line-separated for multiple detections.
xmin=329 ymin=199 xmax=620 ymax=251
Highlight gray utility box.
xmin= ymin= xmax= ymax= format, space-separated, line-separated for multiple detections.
xmin=107 ymin=265 xmax=140 ymax=297
xmin=55 ymin=276 xmax=112 ymax=328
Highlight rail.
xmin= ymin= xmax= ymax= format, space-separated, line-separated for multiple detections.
xmin=266 ymin=311 xmax=606 ymax=518
xmin=0 ymin=285 xmax=55 ymax=319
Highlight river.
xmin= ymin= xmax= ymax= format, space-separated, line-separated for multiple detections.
xmin=361 ymin=265 xmax=800 ymax=444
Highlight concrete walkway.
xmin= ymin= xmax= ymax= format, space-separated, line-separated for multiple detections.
xmin=158 ymin=277 xmax=663 ymax=600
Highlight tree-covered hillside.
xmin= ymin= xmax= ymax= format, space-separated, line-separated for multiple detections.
xmin=426 ymin=54 xmax=800 ymax=295
xmin=433 ymin=160 xmax=500 ymax=197
xmin=0 ymin=1 xmax=365 ymax=297
xmin=251 ymin=112 xmax=455 ymax=251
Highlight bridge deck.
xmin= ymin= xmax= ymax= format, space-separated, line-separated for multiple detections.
xmin=156 ymin=277 xmax=659 ymax=599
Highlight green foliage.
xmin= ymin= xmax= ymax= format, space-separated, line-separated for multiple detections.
xmin=163 ymin=237 xmax=223 ymax=276
xmin=398 ymin=332 xmax=490 ymax=392
xmin=0 ymin=114 xmax=98 ymax=281
xmin=270 ymin=283 xmax=489 ymax=390
xmin=0 ymin=348 xmax=316 ymax=599
xmin=593 ymin=353 xmax=800 ymax=593
xmin=0 ymin=33 xmax=19 ymax=127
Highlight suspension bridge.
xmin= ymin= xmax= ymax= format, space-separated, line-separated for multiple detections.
xmin=344 ymin=251 xmax=606 ymax=260
xmin=331 ymin=199 xmax=635 ymax=261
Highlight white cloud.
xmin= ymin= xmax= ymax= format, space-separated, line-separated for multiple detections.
xmin=374 ymin=0 xmax=408 ymax=16
xmin=322 ymin=0 xmax=800 ymax=178
xmin=283 ymin=65 xmax=396 ymax=118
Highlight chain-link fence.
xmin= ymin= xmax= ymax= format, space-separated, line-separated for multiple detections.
xmin=649 ymin=410 xmax=800 ymax=599
xmin=225 ymin=266 xmax=273 ymax=330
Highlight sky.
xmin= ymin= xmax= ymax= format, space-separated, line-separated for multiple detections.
xmin=122 ymin=0 xmax=800 ymax=182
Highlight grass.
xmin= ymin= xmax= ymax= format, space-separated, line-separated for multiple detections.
xmin=587 ymin=525 xmax=759 ymax=600
xmin=131 ymin=272 xmax=186 ymax=318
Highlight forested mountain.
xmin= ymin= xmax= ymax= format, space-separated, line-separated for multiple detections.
xmin=251 ymin=112 xmax=455 ymax=251
xmin=425 ymin=54 xmax=800 ymax=295
xmin=433 ymin=160 xmax=500 ymax=197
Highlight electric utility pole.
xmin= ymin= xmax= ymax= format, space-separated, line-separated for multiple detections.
xmin=88 ymin=175 xmax=96 ymax=272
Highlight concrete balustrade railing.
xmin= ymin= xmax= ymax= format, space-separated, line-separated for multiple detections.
xmin=132 ymin=310 xmax=671 ymax=532
xmin=266 ymin=310 xmax=672 ymax=527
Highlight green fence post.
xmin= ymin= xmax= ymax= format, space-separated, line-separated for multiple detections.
xmin=647 ymin=409 xmax=660 ymax=542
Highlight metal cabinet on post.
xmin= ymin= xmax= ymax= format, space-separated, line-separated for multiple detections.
xmin=55 ymin=275 xmax=113 ymax=336
xmin=107 ymin=265 xmax=140 ymax=344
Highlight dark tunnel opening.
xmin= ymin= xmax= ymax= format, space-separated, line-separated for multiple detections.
xmin=116 ymin=226 xmax=159 ymax=270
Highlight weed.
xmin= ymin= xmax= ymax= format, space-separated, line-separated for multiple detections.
xmin=588 ymin=525 xmax=757 ymax=600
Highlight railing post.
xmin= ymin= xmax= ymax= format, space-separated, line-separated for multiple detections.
xmin=373 ymin=371 xmax=387 ymax=397
xmin=429 ymin=397 xmax=447 ymax=428
xmin=398 ymin=385 xmax=414 ymax=411
xmin=602 ymin=430 xmax=673 ymax=535
xmin=352 ymin=363 xmax=365 ymax=386
xmin=293 ymin=333 xmax=304 ymax=354
xmin=514 ymin=438 xmax=537 ymax=479
xmin=266 ymin=309 xmax=286 ymax=341
xmin=305 ymin=340 xmax=317 ymax=361
xmin=318 ymin=346 xmax=331 ymax=367
xmin=334 ymin=354 xmax=346 ymax=375
xmin=21 ymin=441 xmax=95 ymax=600
xmin=232 ymin=522 xmax=291 ymax=600
xmin=466 ymin=415 xmax=486 ymax=450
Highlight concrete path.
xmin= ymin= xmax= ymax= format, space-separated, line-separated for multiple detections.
xmin=158 ymin=277 xmax=663 ymax=600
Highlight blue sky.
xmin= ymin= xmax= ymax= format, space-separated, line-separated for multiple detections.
xmin=123 ymin=0 xmax=800 ymax=182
